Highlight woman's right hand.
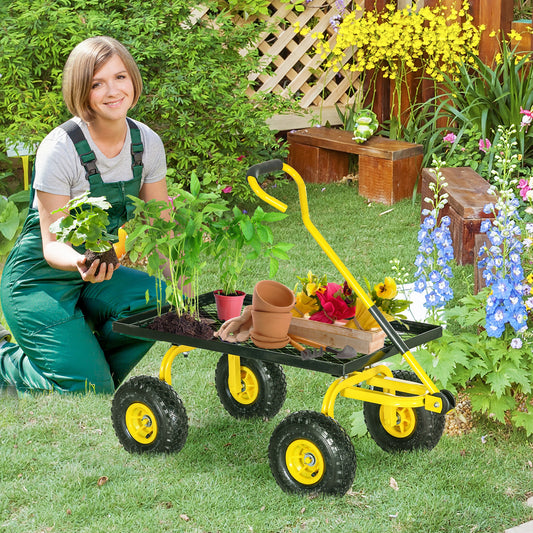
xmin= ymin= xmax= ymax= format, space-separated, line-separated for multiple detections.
xmin=76 ymin=255 xmax=115 ymax=283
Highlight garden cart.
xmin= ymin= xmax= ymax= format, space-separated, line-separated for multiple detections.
xmin=111 ymin=160 xmax=455 ymax=496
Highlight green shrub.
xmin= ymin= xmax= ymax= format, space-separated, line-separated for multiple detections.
xmin=0 ymin=0 xmax=297 ymax=202
xmin=434 ymin=40 xmax=533 ymax=167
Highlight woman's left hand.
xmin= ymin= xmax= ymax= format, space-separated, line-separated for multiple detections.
xmin=77 ymin=255 xmax=116 ymax=283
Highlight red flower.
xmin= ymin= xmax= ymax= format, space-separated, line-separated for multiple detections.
xmin=309 ymin=282 xmax=356 ymax=323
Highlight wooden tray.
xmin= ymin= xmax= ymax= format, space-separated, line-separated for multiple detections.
xmin=288 ymin=316 xmax=386 ymax=354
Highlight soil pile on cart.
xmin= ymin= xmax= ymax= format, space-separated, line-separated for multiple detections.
xmin=148 ymin=312 xmax=215 ymax=340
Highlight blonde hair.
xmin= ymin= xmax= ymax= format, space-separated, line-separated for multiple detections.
xmin=62 ymin=36 xmax=143 ymax=122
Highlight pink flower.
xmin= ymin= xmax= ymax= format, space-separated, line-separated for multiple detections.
xmin=222 ymin=186 xmax=232 ymax=194
xmin=520 ymin=107 xmax=533 ymax=130
xmin=518 ymin=178 xmax=531 ymax=201
xmin=309 ymin=282 xmax=356 ymax=323
xmin=236 ymin=155 xmax=245 ymax=162
xmin=443 ymin=132 xmax=457 ymax=143
xmin=478 ymin=138 xmax=491 ymax=153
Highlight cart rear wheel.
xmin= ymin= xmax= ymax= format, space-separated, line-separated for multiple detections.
xmin=111 ymin=376 xmax=188 ymax=454
xmin=363 ymin=370 xmax=445 ymax=453
xmin=268 ymin=411 xmax=356 ymax=495
xmin=215 ymin=354 xmax=286 ymax=419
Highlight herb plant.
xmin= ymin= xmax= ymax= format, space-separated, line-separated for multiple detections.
xmin=126 ymin=171 xmax=227 ymax=316
xmin=211 ymin=206 xmax=293 ymax=296
xmin=49 ymin=192 xmax=114 ymax=253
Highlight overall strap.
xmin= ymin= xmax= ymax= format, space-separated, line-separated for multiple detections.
xmin=127 ymin=117 xmax=144 ymax=180
xmin=60 ymin=120 xmax=100 ymax=179
xmin=60 ymin=118 xmax=144 ymax=180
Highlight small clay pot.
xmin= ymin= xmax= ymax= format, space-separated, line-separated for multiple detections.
xmin=252 ymin=280 xmax=295 ymax=313
xmin=250 ymin=333 xmax=290 ymax=350
xmin=251 ymin=309 xmax=292 ymax=339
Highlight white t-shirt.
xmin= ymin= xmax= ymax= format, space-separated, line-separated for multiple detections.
xmin=32 ymin=116 xmax=166 ymax=208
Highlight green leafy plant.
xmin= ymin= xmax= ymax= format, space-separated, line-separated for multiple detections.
xmin=0 ymin=191 xmax=29 ymax=263
xmin=49 ymin=192 xmax=114 ymax=253
xmin=415 ymin=289 xmax=533 ymax=436
xmin=126 ymin=171 xmax=228 ymax=316
xmin=211 ymin=206 xmax=293 ymax=296
xmin=434 ymin=40 xmax=533 ymax=166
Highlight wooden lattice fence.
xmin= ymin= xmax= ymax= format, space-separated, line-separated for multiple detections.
xmin=197 ymin=0 xmax=526 ymax=130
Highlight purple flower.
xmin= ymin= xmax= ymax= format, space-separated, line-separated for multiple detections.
xmin=510 ymin=337 xmax=523 ymax=349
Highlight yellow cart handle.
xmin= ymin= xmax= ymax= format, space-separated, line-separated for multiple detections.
xmin=247 ymin=160 xmax=374 ymax=310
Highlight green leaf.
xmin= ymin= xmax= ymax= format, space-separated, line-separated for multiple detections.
xmin=511 ymin=410 xmax=533 ymax=436
xmin=240 ymin=219 xmax=255 ymax=241
xmin=0 ymin=201 xmax=20 ymax=240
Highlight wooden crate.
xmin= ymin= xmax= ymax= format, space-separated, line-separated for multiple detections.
xmin=288 ymin=316 xmax=386 ymax=354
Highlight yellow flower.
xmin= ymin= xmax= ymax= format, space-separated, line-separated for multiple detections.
xmin=291 ymin=291 xmax=320 ymax=317
xmin=307 ymin=282 xmax=318 ymax=296
xmin=374 ymin=277 xmax=397 ymax=299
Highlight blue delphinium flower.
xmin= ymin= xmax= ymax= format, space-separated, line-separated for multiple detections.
xmin=414 ymin=158 xmax=454 ymax=320
xmin=479 ymin=126 xmax=528 ymax=338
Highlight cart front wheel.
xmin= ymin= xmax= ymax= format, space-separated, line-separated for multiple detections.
xmin=215 ymin=354 xmax=286 ymax=419
xmin=268 ymin=411 xmax=356 ymax=495
xmin=111 ymin=375 xmax=188 ymax=454
xmin=363 ymin=370 xmax=445 ymax=453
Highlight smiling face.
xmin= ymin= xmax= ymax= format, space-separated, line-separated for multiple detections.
xmin=88 ymin=54 xmax=134 ymax=125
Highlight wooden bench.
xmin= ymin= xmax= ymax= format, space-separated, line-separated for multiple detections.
xmin=287 ymin=127 xmax=424 ymax=205
xmin=420 ymin=167 xmax=495 ymax=266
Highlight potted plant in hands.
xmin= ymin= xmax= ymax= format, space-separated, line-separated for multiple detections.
xmin=49 ymin=191 xmax=118 ymax=274
xmin=211 ymin=205 xmax=293 ymax=321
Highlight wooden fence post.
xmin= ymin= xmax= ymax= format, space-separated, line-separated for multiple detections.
xmin=363 ymin=0 xmax=391 ymax=124
xmin=471 ymin=0 xmax=514 ymax=64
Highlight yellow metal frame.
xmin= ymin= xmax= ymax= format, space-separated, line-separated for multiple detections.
xmin=320 ymin=365 xmax=445 ymax=421
xmin=159 ymin=347 xmax=246 ymax=403
xmin=247 ymin=162 xmax=447 ymax=416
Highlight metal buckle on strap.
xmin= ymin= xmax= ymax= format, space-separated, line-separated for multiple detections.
xmin=130 ymin=143 xmax=144 ymax=168
xmin=80 ymin=152 xmax=99 ymax=176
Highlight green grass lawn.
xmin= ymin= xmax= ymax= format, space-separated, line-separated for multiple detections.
xmin=1 ymin=181 xmax=532 ymax=533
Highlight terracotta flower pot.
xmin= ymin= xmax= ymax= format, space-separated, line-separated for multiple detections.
xmin=252 ymin=280 xmax=295 ymax=313
xmin=213 ymin=290 xmax=246 ymax=321
xmin=250 ymin=333 xmax=290 ymax=350
xmin=251 ymin=309 xmax=292 ymax=344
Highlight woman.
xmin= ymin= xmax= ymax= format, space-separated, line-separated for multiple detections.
xmin=0 ymin=36 xmax=168 ymax=394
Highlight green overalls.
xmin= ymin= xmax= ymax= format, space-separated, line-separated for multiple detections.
xmin=0 ymin=119 xmax=162 ymax=394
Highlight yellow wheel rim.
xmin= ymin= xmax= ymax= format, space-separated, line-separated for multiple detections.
xmin=285 ymin=439 xmax=325 ymax=485
xmin=380 ymin=406 xmax=416 ymax=438
xmin=232 ymin=366 xmax=259 ymax=405
xmin=125 ymin=402 xmax=158 ymax=444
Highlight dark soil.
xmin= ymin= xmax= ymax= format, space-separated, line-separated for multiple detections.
xmin=85 ymin=248 xmax=119 ymax=275
xmin=148 ymin=311 xmax=215 ymax=340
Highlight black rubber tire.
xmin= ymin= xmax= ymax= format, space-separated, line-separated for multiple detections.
xmin=111 ymin=375 xmax=188 ymax=454
xmin=268 ymin=410 xmax=357 ymax=496
xmin=215 ymin=354 xmax=286 ymax=419
xmin=363 ymin=369 xmax=445 ymax=453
